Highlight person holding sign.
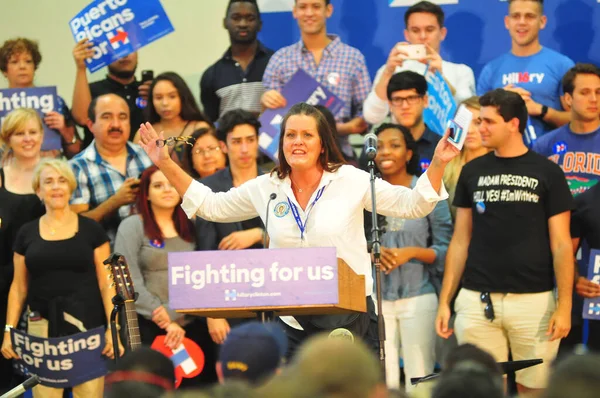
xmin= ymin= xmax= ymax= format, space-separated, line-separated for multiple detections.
xmin=133 ymin=72 xmax=211 ymax=174
xmin=0 ymin=38 xmax=81 ymax=159
xmin=71 ymin=41 xmax=151 ymax=147
xmin=435 ymin=89 xmax=574 ymax=394
xmin=570 ymin=183 xmax=600 ymax=352
xmin=261 ymin=0 xmax=371 ymax=161
xmin=373 ymin=123 xmax=452 ymax=391
xmin=2 ymin=158 xmax=124 ymax=397
xmin=0 ymin=108 xmax=46 ymax=393
xmin=137 ymin=101 xmax=459 ymax=357
xmin=363 ymin=1 xmax=476 ymax=126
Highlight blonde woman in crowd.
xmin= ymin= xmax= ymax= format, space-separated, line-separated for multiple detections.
xmin=443 ymin=96 xmax=490 ymax=221
xmin=1 ymin=158 xmax=123 ymax=398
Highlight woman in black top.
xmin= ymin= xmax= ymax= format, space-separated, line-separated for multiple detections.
xmin=1 ymin=159 xmax=123 ymax=397
xmin=0 ymin=108 xmax=45 ymax=393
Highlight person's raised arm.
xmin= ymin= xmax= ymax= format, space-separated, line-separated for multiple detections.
xmin=436 ymin=207 xmax=472 ymax=339
xmin=71 ymin=39 xmax=95 ymax=126
xmin=138 ymin=123 xmax=258 ymax=223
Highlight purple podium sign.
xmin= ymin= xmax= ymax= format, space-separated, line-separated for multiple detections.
xmin=169 ymin=247 xmax=339 ymax=310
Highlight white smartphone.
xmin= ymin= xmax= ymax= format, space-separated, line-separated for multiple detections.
xmin=397 ymin=44 xmax=426 ymax=60
xmin=447 ymin=104 xmax=474 ymax=150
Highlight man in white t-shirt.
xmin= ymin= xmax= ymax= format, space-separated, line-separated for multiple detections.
xmin=363 ymin=1 xmax=475 ymax=125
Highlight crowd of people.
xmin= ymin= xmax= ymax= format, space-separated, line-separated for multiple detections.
xmin=0 ymin=0 xmax=599 ymax=397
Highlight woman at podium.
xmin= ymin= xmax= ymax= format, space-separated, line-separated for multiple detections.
xmin=137 ymin=102 xmax=458 ymax=356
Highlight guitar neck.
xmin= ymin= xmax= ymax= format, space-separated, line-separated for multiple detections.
xmin=123 ymin=300 xmax=142 ymax=351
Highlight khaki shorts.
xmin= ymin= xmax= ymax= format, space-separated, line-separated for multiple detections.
xmin=453 ymin=288 xmax=560 ymax=389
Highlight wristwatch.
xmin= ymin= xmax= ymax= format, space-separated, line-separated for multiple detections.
xmin=4 ymin=324 xmax=13 ymax=333
xmin=539 ymin=105 xmax=549 ymax=120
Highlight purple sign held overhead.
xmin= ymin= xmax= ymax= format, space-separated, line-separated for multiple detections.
xmin=258 ymin=69 xmax=344 ymax=162
xmin=169 ymin=247 xmax=339 ymax=310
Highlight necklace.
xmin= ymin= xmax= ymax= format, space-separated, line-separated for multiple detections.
xmin=43 ymin=213 xmax=73 ymax=236
xmin=290 ymin=176 xmax=320 ymax=194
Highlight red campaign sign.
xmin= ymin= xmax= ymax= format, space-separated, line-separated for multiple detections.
xmin=151 ymin=336 xmax=205 ymax=388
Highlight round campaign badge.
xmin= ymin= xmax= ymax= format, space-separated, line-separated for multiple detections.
xmin=327 ymin=72 xmax=341 ymax=86
xmin=420 ymin=158 xmax=431 ymax=173
xmin=476 ymin=201 xmax=486 ymax=214
xmin=273 ymin=201 xmax=290 ymax=218
xmin=136 ymin=96 xmax=148 ymax=109
xmin=149 ymin=239 xmax=165 ymax=249
xmin=553 ymin=141 xmax=568 ymax=155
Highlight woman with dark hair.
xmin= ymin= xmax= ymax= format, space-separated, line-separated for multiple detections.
xmin=113 ymin=165 xmax=218 ymax=387
xmin=187 ymin=127 xmax=227 ymax=180
xmin=137 ymin=102 xmax=459 ymax=356
xmin=133 ymin=72 xmax=210 ymax=173
xmin=373 ymin=123 xmax=452 ymax=392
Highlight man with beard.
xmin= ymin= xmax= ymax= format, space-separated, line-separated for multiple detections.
xmin=477 ymin=0 xmax=574 ymax=139
xmin=71 ymin=41 xmax=152 ymax=147
xmin=200 ymin=0 xmax=273 ymax=123
xmin=69 ymin=94 xmax=152 ymax=244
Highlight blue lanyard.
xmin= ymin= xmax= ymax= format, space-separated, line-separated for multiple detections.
xmin=287 ymin=186 xmax=326 ymax=240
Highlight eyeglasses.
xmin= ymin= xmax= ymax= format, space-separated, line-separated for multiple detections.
xmin=480 ymin=292 xmax=495 ymax=322
xmin=155 ymin=136 xmax=194 ymax=148
xmin=193 ymin=146 xmax=221 ymax=157
xmin=390 ymin=95 xmax=423 ymax=106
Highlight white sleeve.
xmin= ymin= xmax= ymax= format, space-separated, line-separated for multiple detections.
xmin=452 ymin=64 xmax=476 ymax=104
xmin=363 ymin=172 xmax=449 ymax=219
xmin=362 ymin=65 xmax=391 ymax=125
xmin=180 ymin=179 xmax=260 ymax=222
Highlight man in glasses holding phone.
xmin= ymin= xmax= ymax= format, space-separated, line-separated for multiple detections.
xmin=435 ymin=89 xmax=574 ymax=395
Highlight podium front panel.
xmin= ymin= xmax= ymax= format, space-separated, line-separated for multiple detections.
xmin=168 ymin=247 xmax=341 ymax=312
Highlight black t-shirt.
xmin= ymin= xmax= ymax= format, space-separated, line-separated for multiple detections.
xmin=454 ymin=150 xmax=573 ymax=293
xmin=82 ymin=77 xmax=144 ymax=146
xmin=14 ymin=215 xmax=109 ymax=336
xmin=571 ymin=183 xmax=600 ymax=249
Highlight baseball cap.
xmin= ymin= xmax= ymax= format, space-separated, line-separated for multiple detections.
xmin=218 ymin=321 xmax=288 ymax=384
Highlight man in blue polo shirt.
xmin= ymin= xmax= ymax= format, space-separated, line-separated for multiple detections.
xmin=477 ymin=0 xmax=574 ymax=139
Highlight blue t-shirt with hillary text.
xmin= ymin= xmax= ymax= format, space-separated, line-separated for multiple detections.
xmin=477 ymin=47 xmax=574 ymax=138
xmin=532 ymin=123 xmax=600 ymax=196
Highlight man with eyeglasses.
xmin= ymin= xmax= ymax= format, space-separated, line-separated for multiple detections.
xmin=194 ymin=109 xmax=265 ymax=347
xmin=435 ymin=89 xmax=574 ymax=394
xmin=364 ymin=71 xmax=440 ymax=174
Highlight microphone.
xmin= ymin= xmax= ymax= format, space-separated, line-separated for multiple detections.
xmin=363 ymin=132 xmax=377 ymax=160
xmin=263 ymin=193 xmax=277 ymax=248
xmin=1 ymin=375 xmax=40 ymax=398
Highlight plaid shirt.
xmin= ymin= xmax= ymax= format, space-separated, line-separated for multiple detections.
xmin=69 ymin=141 xmax=152 ymax=240
xmin=263 ymin=35 xmax=371 ymax=155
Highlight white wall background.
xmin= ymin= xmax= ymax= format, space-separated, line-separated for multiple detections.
xmin=0 ymin=0 xmax=233 ymax=107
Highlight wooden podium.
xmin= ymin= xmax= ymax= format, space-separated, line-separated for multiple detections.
xmin=168 ymin=248 xmax=366 ymax=319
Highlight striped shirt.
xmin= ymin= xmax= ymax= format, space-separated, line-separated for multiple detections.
xmin=69 ymin=141 xmax=152 ymax=241
xmin=263 ymin=35 xmax=372 ymax=156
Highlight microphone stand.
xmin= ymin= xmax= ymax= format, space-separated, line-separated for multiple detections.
xmin=367 ymin=159 xmax=386 ymax=375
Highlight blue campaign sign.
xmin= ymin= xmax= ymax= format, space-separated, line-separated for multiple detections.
xmin=69 ymin=0 xmax=174 ymax=73
xmin=258 ymin=69 xmax=344 ymax=162
xmin=421 ymin=67 xmax=457 ymax=136
xmin=583 ymin=250 xmax=600 ymax=320
xmin=0 ymin=86 xmax=61 ymax=151
xmin=11 ymin=327 xmax=109 ymax=388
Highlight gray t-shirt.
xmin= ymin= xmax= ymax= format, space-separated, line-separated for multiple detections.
xmin=114 ymin=215 xmax=195 ymax=321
